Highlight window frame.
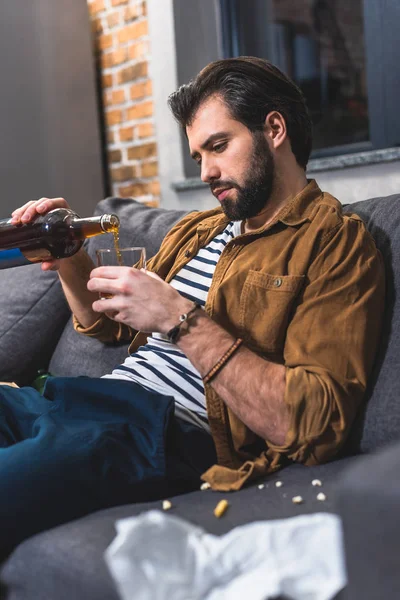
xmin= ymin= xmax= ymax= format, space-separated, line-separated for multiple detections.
xmin=219 ymin=0 xmax=400 ymax=159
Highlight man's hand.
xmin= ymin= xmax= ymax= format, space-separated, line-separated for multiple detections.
xmin=88 ymin=266 xmax=193 ymax=333
xmin=10 ymin=197 xmax=71 ymax=271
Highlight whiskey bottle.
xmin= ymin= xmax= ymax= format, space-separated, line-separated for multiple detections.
xmin=0 ymin=208 xmax=120 ymax=269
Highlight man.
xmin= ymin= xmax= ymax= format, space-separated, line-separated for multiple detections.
xmin=3 ymin=57 xmax=384 ymax=555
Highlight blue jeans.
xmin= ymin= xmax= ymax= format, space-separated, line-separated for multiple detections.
xmin=0 ymin=377 xmax=216 ymax=558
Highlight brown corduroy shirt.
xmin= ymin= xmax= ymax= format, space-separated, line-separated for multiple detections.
xmin=74 ymin=181 xmax=385 ymax=491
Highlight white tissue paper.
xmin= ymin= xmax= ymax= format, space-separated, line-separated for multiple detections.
xmin=105 ymin=510 xmax=346 ymax=600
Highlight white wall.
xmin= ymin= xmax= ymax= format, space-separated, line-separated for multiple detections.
xmin=147 ymin=0 xmax=186 ymax=210
xmin=309 ymin=160 xmax=400 ymax=204
xmin=0 ymin=0 xmax=104 ymax=216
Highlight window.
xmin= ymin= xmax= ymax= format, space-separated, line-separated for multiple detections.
xmin=220 ymin=0 xmax=400 ymax=158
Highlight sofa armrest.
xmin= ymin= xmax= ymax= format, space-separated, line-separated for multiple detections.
xmin=336 ymin=441 xmax=400 ymax=600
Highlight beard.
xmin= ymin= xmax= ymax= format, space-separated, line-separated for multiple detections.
xmin=212 ymin=131 xmax=275 ymax=221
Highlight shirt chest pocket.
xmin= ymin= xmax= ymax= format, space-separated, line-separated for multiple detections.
xmin=239 ymin=271 xmax=305 ymax=353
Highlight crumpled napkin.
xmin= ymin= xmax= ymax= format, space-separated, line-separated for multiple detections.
xmin=105 ymin=510 xmax=346 ymax=600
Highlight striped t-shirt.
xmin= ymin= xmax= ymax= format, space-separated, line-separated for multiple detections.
xmin=103 ymin=220 xmax=242 ymax=432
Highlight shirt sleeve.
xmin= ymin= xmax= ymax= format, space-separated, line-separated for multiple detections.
xmin=270 ymin=215 xmax=385 ymax=465
xmin=72 ymin=314 xmax=134 ymax=343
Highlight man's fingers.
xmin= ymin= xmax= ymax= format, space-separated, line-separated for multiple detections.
xmin=89 ymin=266 xmax=140 ymax=280
xmin=11 ymin=197 xmax=68 ymax=224
xmin=41 ymin=260 xmax=61 ymax=272
xmin=88 ymin=266 xmax=147 ymax=307
xmin=24 ymin=197 xmax=67 ymax=221
xmin=92 ymin=298 xmax=117 ymax=316
xmin=11 ymin=200 xmax=39 ymax=216
xmin=89 ymin=278 xmax=118 ymax=296
xmin=11 ymin=200 xmax=38 ymax=223
xmin=34 ymin=197 xmax=68 ymax=212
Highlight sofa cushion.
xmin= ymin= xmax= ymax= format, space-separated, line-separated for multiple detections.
xmin=0 ymin=456 xmax=355 ymax=600
xmin=343 ymin=194 xmax=400 ymax=454
xmin=0 ymin=264 xmax=70 ymax=386
xmin=49 ymin=198 xmax=188 ymax=377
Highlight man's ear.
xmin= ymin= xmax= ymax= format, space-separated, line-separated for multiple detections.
xmin=264 ymin=111 xmax=287 ymax=150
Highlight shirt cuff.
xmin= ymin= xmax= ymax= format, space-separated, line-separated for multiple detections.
xmin=267 ymin=365 xmax=351 ymax=466
xmin=72 ymin=314 xmax=108 ymax=337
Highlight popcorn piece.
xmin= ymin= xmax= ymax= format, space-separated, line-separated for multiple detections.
xmin=200 ymin=482 xmax=211 ymax=491
xmin=214 ymin=499 xmax=229 ymax=518
xmin=312 ymin=479 xmax=322 ymax=487
xmin=258 ymin=484 xmax=265 ymax=490
xmin=292 ymin=495 xmax=303 ymax=504
xmin=275 ymin=481 xmax=283 ymax=488
xmin=317 ymin=492 xmax=327 ymax=502
xmin=162 ymin=500 xmax=172 ymax=511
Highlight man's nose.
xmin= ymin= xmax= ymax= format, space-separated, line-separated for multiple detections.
xmin=201 ymin=158 xmax=220 ymax=183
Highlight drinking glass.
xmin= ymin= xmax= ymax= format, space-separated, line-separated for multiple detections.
xmin=96 ymin=246 xmax=146 ymax=299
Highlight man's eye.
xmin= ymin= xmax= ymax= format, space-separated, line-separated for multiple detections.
xmin=213 ymin=142 xmax=227 ymax=153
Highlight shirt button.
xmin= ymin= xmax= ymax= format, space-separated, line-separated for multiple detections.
xmin=184 ymin=250 xmax=191 ymax=258
xmin=274 ymin=278 xmax=283 ymax=287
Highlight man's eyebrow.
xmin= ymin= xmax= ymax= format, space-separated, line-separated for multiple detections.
xmin=190 ymin=132 xmax=230 ymax=160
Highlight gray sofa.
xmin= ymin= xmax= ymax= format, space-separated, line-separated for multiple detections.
xmin=0 ymin=192 xmax=399 ymax=600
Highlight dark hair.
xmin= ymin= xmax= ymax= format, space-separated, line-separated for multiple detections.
xmin=168 ymin=56 xmax=312 ymax=169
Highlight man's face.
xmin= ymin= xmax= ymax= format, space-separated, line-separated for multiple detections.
xmin=187 ymin=95 xmax=275 ymax=221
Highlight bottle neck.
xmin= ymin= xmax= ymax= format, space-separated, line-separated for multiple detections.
xmin=72 ymin=214 xmax=120 ymax=238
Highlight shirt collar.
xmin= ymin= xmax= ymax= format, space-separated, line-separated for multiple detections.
xmin=277 ymin=179 xmax=323 ymax=226
xmin=196 ymin=210 xmax=229 ymax=232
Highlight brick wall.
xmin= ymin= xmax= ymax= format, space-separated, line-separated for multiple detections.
xmin=87 ymin=0 xmax=159 ymax=206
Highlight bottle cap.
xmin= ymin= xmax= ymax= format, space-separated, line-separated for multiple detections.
xmin=100 ymin=214 xmax=120 ymax=232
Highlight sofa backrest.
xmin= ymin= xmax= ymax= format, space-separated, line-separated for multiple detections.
xmin=342 ymin=194 xmax=400 ymax=455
